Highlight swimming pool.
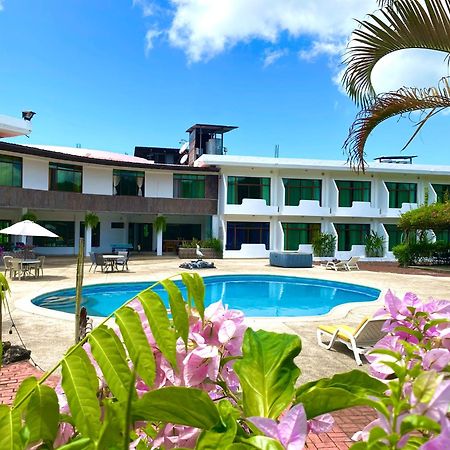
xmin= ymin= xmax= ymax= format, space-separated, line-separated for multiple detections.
xmin=31 ymin=275 xmax=380 ymax=318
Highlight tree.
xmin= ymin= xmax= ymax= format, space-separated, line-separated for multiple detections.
xmin=342 ymin=0 xmax=450 ymax=170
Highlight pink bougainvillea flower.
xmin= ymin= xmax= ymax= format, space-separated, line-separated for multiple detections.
xmin=413 ymin=380 xmax=450 ymax=423
xmin=183 ymin=344 xmax=219 ymax=386
xmin=249 ymin=403 xmax=308 ymax=450
xmin=420 ymin=417 xmax=450 ymax=450
xmin=53 ymin=422 xmax=75 ymax=447
xmin=152 ymin=424 xmax=200 ymax=449
xmin=366 ymin=335 xmax=405 ymax=379
xmin=422 ymin=349 xmax=450 ymax=372
xmin=308 ymin=414 xmax=334 ymax=434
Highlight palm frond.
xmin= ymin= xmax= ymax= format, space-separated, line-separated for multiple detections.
xmin=343 ymin=0 xmax=450 ymax=106
xmin=344 ymin=77 xmax=450 ymax=171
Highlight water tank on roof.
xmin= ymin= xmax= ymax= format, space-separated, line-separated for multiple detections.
xmin=206 ymin=138 xmax=223 ymax=155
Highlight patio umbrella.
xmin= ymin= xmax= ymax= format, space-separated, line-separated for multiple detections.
xmin=0 ymin=220 xmax=59 ymax=238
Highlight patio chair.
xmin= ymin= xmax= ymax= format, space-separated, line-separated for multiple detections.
xmin=326 ymin=256 xmax=360 ymax=271
xmin=317 ymin=317 xmax=387 ymax=365
xmin=116 ymin=251 xmax=129 ymax=271
xmin=34 ymin=256 xmax=45 ymax=277
xmin=10 ymin=258 xmax=23 ymax=280
xmin=3 ymin=255 xmax=13 ymax=277
xmin=93 ymin=253 xmax=111 ymax=273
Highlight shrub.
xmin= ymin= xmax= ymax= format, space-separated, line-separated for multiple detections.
xmin=364 ymin=231 xmax=385 ymax=257
xmin=180 ymin=238 xmax=222 ymax=253
xmin=311 ymin=232 xmax=336 ymax=257
xmin=393 ymin=240 xmax=450 ymax=266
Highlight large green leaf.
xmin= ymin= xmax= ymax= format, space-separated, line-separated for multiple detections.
xmin=0 ymin=405 xmax=22 ymax=450
xmin=132 ymin=387 xmax=220 ymax=429
xmin=12 ymin=376 xmax=37 ymax=413
xmin=89 ymin=325 xmax=134 ymax=402
xmin=138 ymin=290 xmax=177 ymax=368
xmin=25 ymin=384 xmax=59 ymax=445
xmin=234 ymin=329 xmax=301 ymax=419
xmin=181 ymin=272 xmax=205 ymax=320
xmin=61 ymin=346 xmax=101 ymax=440
xmin=114 ymin=306 xmax=156 ymax=388
xmin=95 ymin=399 xmax=125 ymax=450
xmin=295 ymin=370 xmax=387 ymax=419
xmin=58 ymin=437 xmax=94 ymax=449
xmin=243 ymin=436 xmax=284 ymax=450
xmin=161 ymin=279 xmax=189 ymax=345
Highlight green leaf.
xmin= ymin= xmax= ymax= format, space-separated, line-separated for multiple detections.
xmin=296 ymin=370 xmax=387 ymax=419
xmin=400 ymin=414 xmax=441 ymax=435
xmin=162 ymin=279 xmax=189 ymax=345
xmin=225 ymin=445 xmax=257 ymax=450
xmin=424 ymin=318 xmax=450 ymax=332
xmin=58 ymin=437 xmax=94 ymax=449
xmin=413 ymin=372 xmax=441 ymax=404
xmin=138 ymin=290 xmax=177 ymax=368
xmin=95 ymin=399 xmax=125 ymax=450
xmin=0 ymin=405 xmax=22 ymax=450
xmin=12 ymin=376 xmax=38 ymax=413
xmin=181 ymin=272 xmax=205 ymax=321
xmin=244 ymin=436 xmax=285 ymax=450
xmin=132 ymin=387 xmax=220 ymax=429
xmin=89 ymin=325 xmax=134 ymax=403
xmin=25 ymin=384 xmax=59 ymax=445
xmin=61 ymin=346 xmax=101 ymax=440
xmin=234 ymin=329 xmax=301 ymax=419
xmin=114 ymin=306 xmax=156 ymax=388
xmin=393 ymin=326 xmax=423 ymax=341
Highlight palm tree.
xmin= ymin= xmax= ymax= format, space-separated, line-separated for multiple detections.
xmin=342 ymin=0 xmax=450 ymax=170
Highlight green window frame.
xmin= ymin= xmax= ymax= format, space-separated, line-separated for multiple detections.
xmin=434 ymin=229 xmax=450 ymax=244
xmin=34 ymin=221 xmax=75 ymax=247
xmin=282 ymin=223 xmax=321 ymax=250
xmin=335 ymin=180 xmax=371 ymax=207
xmin=49 ymin=162 xmax=82 ymax=193
xmin=0 ymin=220 xmax=11 ymax=248
xmin=432 ymin=184 xmax=450 ymax=203
xmin=384 ymin=224 xmax=404 ymax=251
xmin=227 ymin=176 xmax=270 ymax=205
xmin=173 ymin=174 xmax=206 ymax=198
xmin=113 ymin=169 xmax=145 ymax=196
xmin=0 ymin=154 xmax=22 ymax=187
xmin=385 ymin=182 xmax=417 ymax=208
xmin=283 ymin=179 xmax=321 ymax=206
xmin=335 ymin=223 xmax=370 ymax=251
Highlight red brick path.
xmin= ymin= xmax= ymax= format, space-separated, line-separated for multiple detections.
xmin=1 ymin=362 xmax=376 ymax=449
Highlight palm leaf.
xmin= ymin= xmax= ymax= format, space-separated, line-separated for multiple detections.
xmin=343 ymin=0 xmax=450 ymax=106
xmin=344 ymin=77 xmax=450 ymax=170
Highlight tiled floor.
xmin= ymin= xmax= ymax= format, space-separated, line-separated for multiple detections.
xmin=0 ymin=361 xmax=376 ymax=449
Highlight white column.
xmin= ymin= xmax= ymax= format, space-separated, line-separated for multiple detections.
xmin=211 ymin=215 xmax=219 ymax=239
xmin=85 ymin=226 xmax=92 ymax=257
xmin=156 ymin=229 xmax=163 ymax=256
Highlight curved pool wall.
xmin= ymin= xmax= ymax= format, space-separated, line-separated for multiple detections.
xmin=31 ymin=274 xmax=381 ymax=318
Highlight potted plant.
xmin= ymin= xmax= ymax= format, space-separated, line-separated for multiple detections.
xmin=364 ymin=231 xmax=386 ymax=258
xmin=311 ymin=232 xmax=336 ymax=257
xmin=21 ymin=212 xmax=37 ymax=222
xmin=154 ymin=215 xmax=167 ymax=233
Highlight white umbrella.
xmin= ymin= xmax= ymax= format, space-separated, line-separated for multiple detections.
xmin=0 ymin=220 xmax=59 ymax=238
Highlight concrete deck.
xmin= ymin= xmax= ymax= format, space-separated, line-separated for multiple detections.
xmin=3 ymin=256 xmax=450 ymax=383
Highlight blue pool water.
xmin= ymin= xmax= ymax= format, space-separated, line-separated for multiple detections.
xmin=31 ymin=275 xmax=380 ymax=318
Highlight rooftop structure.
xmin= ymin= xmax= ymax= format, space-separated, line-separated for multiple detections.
xmin=0 ymin=113 xmax=34 ymax=138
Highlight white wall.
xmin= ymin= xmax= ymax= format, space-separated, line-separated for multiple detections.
xmin=83 ymin=166 xmax=113 ymax=195
xmin=22 ymin=158 xmax=48 ymax=190
xmin=146 ymin=172 xmax=173 ymax=198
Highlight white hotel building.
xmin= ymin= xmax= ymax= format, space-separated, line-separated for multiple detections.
xmin=0 ymin=116 xmax=449 ymax=260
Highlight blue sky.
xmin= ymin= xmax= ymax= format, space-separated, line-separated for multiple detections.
xmin=1 ymin=0 xmax=449 ymax=164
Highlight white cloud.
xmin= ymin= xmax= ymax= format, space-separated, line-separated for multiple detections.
xmin=0 ymin=1 xmax=4 ymax=11
xmin=263 ymin=48 xmax=288 ymax=68
xmin=133 ymin=0 xmax=155 ymax=17
xmin=166 ymin=0 xmax=377 ymax=62
xmin=299 ymin=40 xmax=345 ymax=61
xmin=145 ymin=28 xmax=162 ymax=53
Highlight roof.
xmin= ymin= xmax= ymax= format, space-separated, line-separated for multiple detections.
xmin=195 ymin=154 xmax=450 ymax=176
xmin=0 ymin=141 xmax=219 ymax=173
xmin=185 ymin=124 xmax=238 ymax=134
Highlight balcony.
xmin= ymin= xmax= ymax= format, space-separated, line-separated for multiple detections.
xmin=384 ymin=202 xmax=418 ymax=218
xmin=279 ymin=200 xmax=330 ymax=217
xmin=223 ymin=198 xmax=278 ymax=216
xmin=334 ymin=201 xmax=381 ymax=218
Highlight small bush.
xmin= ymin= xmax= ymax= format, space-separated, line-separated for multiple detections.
xmin=393 ymin=240 xmax=450 ymax=266
xmin=311 ymin=232 xmax=336 ymax=257
xmin=364 ymin=231 xmax=385 ymax=257
xmin=180 ymin=238 xmax=223 ymax=253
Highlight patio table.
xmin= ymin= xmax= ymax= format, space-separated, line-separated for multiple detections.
xmin=102 ymin=254 xmax=123 ymax=272
xmin=20 ymin=259 xmax=40 ymax=278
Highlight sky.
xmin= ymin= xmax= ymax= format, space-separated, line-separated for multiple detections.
xmin=1 ymin=0 xmax=450 ymax=164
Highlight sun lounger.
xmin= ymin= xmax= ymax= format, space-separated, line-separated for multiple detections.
xmin=325 ymin=256 xmax=360 ymax=271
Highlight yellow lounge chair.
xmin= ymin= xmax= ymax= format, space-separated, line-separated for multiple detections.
xmin=316 ymin=317 xmax=386 ymax=365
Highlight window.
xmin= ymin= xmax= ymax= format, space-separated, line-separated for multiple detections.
xmin=113 ymin=170 xmax=145 ymax=196
xmin=226 ymin=222 xmax=270 ymax=250
xmin=0 ymin=154 xmax=22 ymax=187
xmin=34 ymin=221 xmax=75 ymax=247
xmin=0 ymin=220 xmax=11 ymax=247
xmin=173 ymin=174 xmax=205 ymax=198
xmin=432 ymin=184 xmax=450 ymax=203
xmin=335 ymin=223 xmax=370 ymax=251
xmin=282 ymin=223 xmax=320 ymax=250
xmin=434 ymin=229 xmax=450 ymax=244
xmin=111 ymin=222 xmax=124 ymax=229
xmin=227 ymin=176 xmax=270 ymax=205
xmin=385 ymin=182 xmax=417 ymax=208
xmin=80 ymin=222 xmax=101 ymax=247
xmin=49 ymin=163 xmax=82 ymax=192
xmin=283 ymin=179 xmax=321 ymax=206
xmin=335 ymin=180 xmax=371 ymax=207
xmin=384 ymin=224 xmax=404 ymax=251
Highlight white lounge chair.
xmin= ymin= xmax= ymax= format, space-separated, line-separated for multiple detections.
xmin=325 ymin=256 xmax=360 ymax=271
xmin=316 ymin=317 xmax=387 ymax=365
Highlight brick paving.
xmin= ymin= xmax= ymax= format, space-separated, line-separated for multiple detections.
xmin=1 ymin=361 xmax=376 ymax=449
